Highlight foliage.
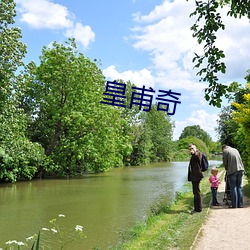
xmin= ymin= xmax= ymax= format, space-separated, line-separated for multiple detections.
xmin=215 ymin=72 xmax=250 ymax=176
xmin=113 ymin=79 xmax=141 ymax=166
xmin=171 ymin=148 xmax=190 ymax=161
xmin=144 ymin=104 xmax=174 ymax=162
xmin=170 ymin=141 xmax=190 ymax=161
xmin=178 ymin=136 xmax=209 ymax=155
xmin=189 ymin=0 xmax=250 ymax=107
xmin=128 ymin=104 xmax=174 ymax=165
xmin=129 ymin=120 xmax=153 ymax=166
xmin=231 ymin=81 xmax=250 ymax=176
xmin=0 ymin=0 xmax=48 ymax=182
xmin=24 ymin=39 xmax=129 ymax=175
xmin=209 ymin=141 xmax=222 ymax=154
xmin=0 ymin=0 xmax=27 ymax=109
xmin=216 ymin=106 xmax=240 ymax=147
xmin=179 ymin=125 xmax=212 ymax=147
xmin=0 ymin=135 xmax=49 ymax=183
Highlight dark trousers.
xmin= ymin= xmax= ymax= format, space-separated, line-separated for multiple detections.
xmin=228 ymin=170 xmax=244 ymax=208
xmin=211 ymin=187 xmax=218 ymax=205
xmin=192 ymin=181 xmax=202 ymax=212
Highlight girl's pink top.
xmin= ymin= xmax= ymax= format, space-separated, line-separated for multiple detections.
xmin=209 ymin=175 xmax=219 ymax=188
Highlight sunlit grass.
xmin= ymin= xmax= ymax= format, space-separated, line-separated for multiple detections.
xmin=111 ymin=168 xmax=250 ymax=250
xmin=111 ymin=173 xmax=220 ymax=250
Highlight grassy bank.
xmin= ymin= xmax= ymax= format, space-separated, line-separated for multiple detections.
xmin=111 ymin=169 xmax=225 ymax=250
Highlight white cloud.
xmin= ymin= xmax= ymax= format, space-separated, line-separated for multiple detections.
xmin=132 ymin=1 xmax=176 ymax=23
xmin=214 ymin=7 xmax=250 ymax=81
xmin=131 ymin=0 xmax=197 ymax=79
xmin=103 ymin=65 xmax=155 ymax=88
xmin=131 ymin=0 xmax=250 ymax=88
xmin=16 ymin=0 xmax=95 ymax=48
xmin=16 ymin=0 xmax=73 ymax=29
xmin=65 ymin=22 xmax=95 ymax=48
xmin=173 ymin=110 xmax=219 ymax=141
xmin=154 ymin=70 xmax=206 ymax=92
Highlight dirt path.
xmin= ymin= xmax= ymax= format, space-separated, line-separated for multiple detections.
xmin=192 ymin=174 xmax=250 ymax=250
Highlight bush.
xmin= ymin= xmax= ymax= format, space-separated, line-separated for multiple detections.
xmin=0 ymin=139 xmax=49 ymax=183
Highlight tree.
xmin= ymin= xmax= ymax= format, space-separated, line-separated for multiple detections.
xmin=216 ymin=106 xmax=240 ymax=147
xmin=214 ymin=72 xmax=250 ymax=176
xmin=190 ymin=0 xmax=250 ymax=107
xmin=127 ymin=103 xmax=174 ymax=165
xmin=24 ymin=39 xmax=128 ymax=175
xmin=179 ymin=125 xmax=212 ymax=146
xmin=216 ymin=72 xmax=250 ymax=151
xmin=231 ymin=79 xmax=250 ymax=176
xmin=0 ymin=0 xmax=48 ymax=182
xmin=112 ymin=79 xmax=141 ymax=166
xmin=129 ymin=120 xmax=153 ymax=166
xmin=144 ymin=104 xmax=174 ymax=162
xmin=209 ymin=141 xmax=222 ymax=154
xmin=0 ymin=0 xmax=27 ymax=109
xmin=178 ymin=136 xmax=209 ymax=156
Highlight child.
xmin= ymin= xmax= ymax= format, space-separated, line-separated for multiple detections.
xmin=209 ymin=168 xmax=220 ymax=206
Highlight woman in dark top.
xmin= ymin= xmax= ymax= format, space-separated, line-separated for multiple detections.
xmin=188 ymin=143 xmax=203 ymax=214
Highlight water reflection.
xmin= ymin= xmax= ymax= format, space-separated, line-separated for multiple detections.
xmin=0 ymin=160 xmax=221 ymax=249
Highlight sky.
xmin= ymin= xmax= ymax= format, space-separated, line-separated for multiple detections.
xmin=14 ymin=0 xmax=250 ymax=141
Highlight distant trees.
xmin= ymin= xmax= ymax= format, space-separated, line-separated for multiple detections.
xmin=179 ymin=125 xmax=212 ymax=147
xmin=178 ymin=136 xmax=209 ymax=156
xmin=216 ymin=106 xmax=240 ymax=147
xmin=176 ymin=125 xmax=219 ymax=157
xmin=129 ymin=104 xmax=173 ymax=165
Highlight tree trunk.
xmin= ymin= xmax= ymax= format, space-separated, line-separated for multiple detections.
xmin=45 ymin=119 xmax=63 ymax=156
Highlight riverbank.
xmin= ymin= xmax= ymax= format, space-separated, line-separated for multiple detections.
xmin=112 ymin=168 xmax=228 ymax=249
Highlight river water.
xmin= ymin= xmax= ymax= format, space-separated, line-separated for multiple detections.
xmin=0 ymin=159 xmax=221 ymax=249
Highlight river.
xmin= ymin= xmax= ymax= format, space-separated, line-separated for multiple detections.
xmin=0 ymin=159 xmax=221 ymax=249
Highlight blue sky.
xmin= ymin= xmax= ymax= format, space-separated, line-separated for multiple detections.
xmin=14 ymin=0 xmax=250 ymax=141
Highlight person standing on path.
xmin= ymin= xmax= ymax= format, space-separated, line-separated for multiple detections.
xmin=209 ymin=168 xmax=220 ymax=206
xmin=188 ymin=143 xmax=204 ymax=214
xmin=222 ymin=144 xmax=244 ymax=208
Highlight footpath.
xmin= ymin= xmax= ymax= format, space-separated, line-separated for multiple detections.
xmin=191 ymin=173 xmax=250 ymax=250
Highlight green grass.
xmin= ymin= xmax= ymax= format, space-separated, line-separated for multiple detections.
xmin=111 ymin=171 xmax=225 ymax=250
xmin=243 ymin=178 xmax=250 ymax=197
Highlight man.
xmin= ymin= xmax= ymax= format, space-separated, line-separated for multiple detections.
xmin=222 ymin=144 xmax=244 ymax=208
xmin=188 ymin=143 xmax=204 ymax=214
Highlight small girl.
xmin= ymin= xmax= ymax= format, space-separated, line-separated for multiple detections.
xmin=209 ymin=168 xmax=220 ymax=206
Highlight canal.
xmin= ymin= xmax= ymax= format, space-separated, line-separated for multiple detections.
xmin=0 ymin=159 xmax=221 ymax=249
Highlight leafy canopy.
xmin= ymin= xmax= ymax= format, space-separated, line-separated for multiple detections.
xmin=0 ymin=0 xmax=47 ymax=182
xmin=189 ymin=0 xmax=250 ymax=107
xmin=178 ymin=136 xmax=209 ymax=155
xmin=179 ymin=125 xmax=212 ymax=146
